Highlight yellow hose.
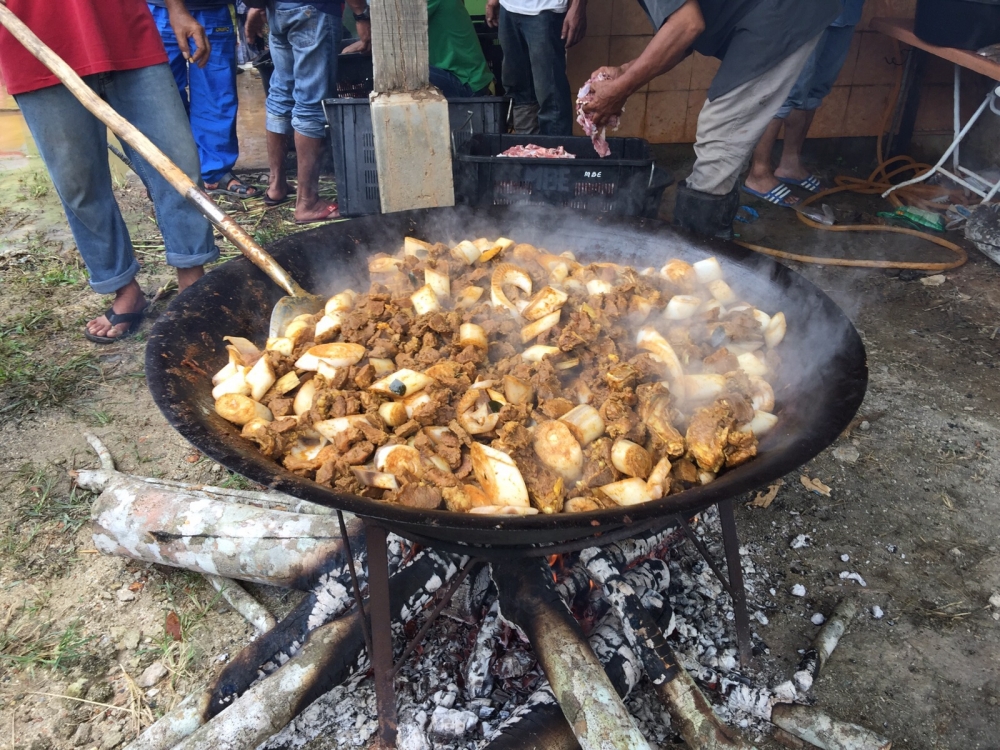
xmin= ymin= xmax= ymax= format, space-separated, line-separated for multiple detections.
xmin=735 ymin=40 xmax=970 ymax=271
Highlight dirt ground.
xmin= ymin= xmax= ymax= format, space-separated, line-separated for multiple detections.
xmin=1 ymin=122 xmax=998 ymax=750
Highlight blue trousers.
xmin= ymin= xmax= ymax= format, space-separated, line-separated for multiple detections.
xmin=150 ymin=5 xmax=239 ymax=184
xmin=498 ymin=8 xmax=572 ymax=136
xmin=775 ymin=24 xmax=857 ymax=118
xmin=266 ymin=2 xmax=342 ymax=139
xmin=429 ymin=66 xmax=491 ymax=99
xmin=15 ymin=65 xmax=218 ymax=294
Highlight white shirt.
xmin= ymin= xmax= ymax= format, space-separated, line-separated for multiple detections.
xmin=500 ymin=0 xmax=569 ymax=16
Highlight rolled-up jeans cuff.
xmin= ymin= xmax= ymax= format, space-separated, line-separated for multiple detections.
xmin=166 ymin=245 xmax=220 ymax=269
xmin=266 ymin=113 xmax=294 ymax=136
xmin=799 ymin=97 xmax=823 ymax=112
xmin=89 ymin=259 xmax=141 ymax=295
xmin=291 ymin=116 xmax=327 ymax=140
xmin=773 ymin=103 xmax=794 ymax=120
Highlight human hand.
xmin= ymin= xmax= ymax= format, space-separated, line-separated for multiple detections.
xmin=169 ymin=7 xmax=211 ymax=67
xmin=245 ymin=8 xmax=266 ymax=45
xmin=341 ymin=37 xmax=370 ymax=54
xmin=353 ymin=18 xmax=371 ymax=52
xmin=581 ymin=76 xmax=629 ymax=128
xmin=485 ymin=0 xmax=500 ymax=28
xmin=590 ymin=65 xmax=625 ymax=81
xmin=561 ymin=0 xmax=587 ymax=48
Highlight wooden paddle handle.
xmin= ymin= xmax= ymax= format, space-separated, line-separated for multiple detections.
xmin=0 ymin=4 xmax=308 ymax=298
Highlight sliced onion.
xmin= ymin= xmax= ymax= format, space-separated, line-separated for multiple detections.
xmin=404 ymin=236 xmax=432 ymax=258
xmin=369 ymin=358 xmax=395 ymax=376
xmin=324 ymin=290 xmax=357 ymax=316
xmin=265 ymin=337 xmax=293 ymax=357
xmin=212 ymin=368 xmax=250 ymax=401
xmin=522 ymin=286 xmax=568 ymax=322
xmin=752 ymin=309 xmax=771 ymax=331
xmin=314 ymin=415 xmax=371 ymax=441
xmin=664 ymin=295 xmax=702 ymax=320
xmin=411 ymin=285 xmax=441 ymax=316
xmin=369 ymin=369 xmax=436 ymax=398
xmin=533 ymin=421 xmax=583 ymax=481
xmin=707 ymin=279 xmax=737 ymax=304
xmin=765 ymin=311 xmax=786 ymax=348
xmin=503 ymin=374 xmax=534 ymax=405
xmin=692 ymin=256 xmax=723 ymax=284
xmin=611 ymin=439 xmax=652 ymax=479
xmin=520 ymin=310 xmax=561 ymax=343
xmin=470 ymin=443 xmax=529 ymax=507
xmin=212 ymin=360 xmax=238 ymax=387
xmin=314 ymin=314 xmax=342 ymax=343
xmin=451 ymin=240 xmax=482 ymax=265
xmin=468 ymin=505 xmax=539 ymax=515
xmin=521 ymin=345 xmax=560 ymax=362
xmin=558 ymin=404 xmax=605 ymax=446
xmin=563 ymin=497 xmax=601 ymax=512
xmin=636 ymin=326 xmax=685 ymax=387
xmin=737 ymin=352 xmax=768 ymax=377
xmin=749 ymin=375 xmax=775 ymax=412
xmin=455 ymin=286 xmax=484 ymax=309
xmin=352 ymin=468 xmax=400 ymax=490
xmin=600 ymin=477 xmax=655 ymax=506
xmin=223 ymin=336 xmax=261 ymax=366
xmin=293 ymin=378 xmax=317 ymax=416
xmin=216 ymin=394 xmax=272 ymax=426
xmin=491 ymin=263 xmax=532 ymax=317
xmin=586 ymin=278 xmax=613 ymax=296
xmin=646 ymin=456 xmax=672 ymax=498
xmin=739 ymin=410 xmax=778 ymax=436
xmin=375 ymin=444 xmax=422 ymax=477
xmin=273 ymin=370 xmax=300 ymax=396
xmin=479 ymin=237 xmax=514 ymax=263
xmin=459 ymin=323 xmax=488 ymax=350
xmin=681 ymin=373 xmax=726 ymax=403
xmin=246 ymin=355 xmax=276 ymax=402
xmin=424 ymin=267 xmax=450 ymax=300
xmin=661 ymin=259 xmax=697 ymax=289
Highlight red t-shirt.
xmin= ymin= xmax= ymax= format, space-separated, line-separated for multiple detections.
xmin=0 ymin=0 xmax=168 ymax=95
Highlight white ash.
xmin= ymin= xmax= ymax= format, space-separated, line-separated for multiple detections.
xmin=790 ymin=584 xmax=806 ymax=597
xmin=790 ymin=534 xmax=811 ymax=549
xmin=871 ymin=605 xmax=884 ymax=620
xmin=839 ymin=571 xmax=868 ymax=587
xmin=258 ymin=509 xmax=783 ymax=749
xmin=840 ymin=553 xmax=850 ymax=562
xmin=811 ymin=612 xmax=826 ymax=625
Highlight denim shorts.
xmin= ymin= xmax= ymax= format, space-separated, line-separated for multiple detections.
xmin=265 ymin=3 xmax=342 ymax=139
xmin=776 ymin=24 xmax=856 ymax=118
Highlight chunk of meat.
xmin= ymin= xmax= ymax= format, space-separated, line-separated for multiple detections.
xmin=724 ymin=429 xmax=757 ymax=468
xmin=395 ymin=483 xmax=443 ymax=510
xmin=576 ymin=73 xmax=620 ymax=158
xmin=341 ymin=440 xmax=375 ymax=466
xmin=685 ymin=402 xmax=736 ymax=473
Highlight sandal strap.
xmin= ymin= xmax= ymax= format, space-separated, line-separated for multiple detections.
xmin=105 ymin=306 xmax=144 ymax=327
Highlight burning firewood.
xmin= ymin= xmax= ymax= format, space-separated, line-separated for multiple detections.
xmin=493 ymin=557 xmax=654 ymax=750
xmin=582 ymin=546 xmax=758 ymax=750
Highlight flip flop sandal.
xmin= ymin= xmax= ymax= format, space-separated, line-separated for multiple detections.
xmin=294 ymin=203 xmax=340 ymax=225
xmin=262 ymin=186 xmax=297 ymax=207
xmin=83 ymin=306 xmax=146 ymax=345
xmin=777 ymin=174 xmax=822 ymax=193
xmin=735 ymin=205 xmax=759 ymax=224
xmin=206 ymin=172 xmax=262 ymax=199
xmin=741 ymin=183 xmax=798 ymax=207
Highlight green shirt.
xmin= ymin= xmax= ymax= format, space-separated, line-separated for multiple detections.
xmin=428 ymin=0 xmax=494 ymax=93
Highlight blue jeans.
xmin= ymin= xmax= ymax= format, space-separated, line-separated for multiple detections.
xmin=150 ymin=5 xmax=240 ymax=184
xmin=775 ymin=24 xmax=856 ymax=118
xmin=15 ymin=65 xmax=218 ymax=294
xmin=266 ymin=2 xmax=342 ymax=139
xmin=429 ymin=66 xmax=491 ymax=99
xmin=498 ymin=8 xmax=572 ymax=136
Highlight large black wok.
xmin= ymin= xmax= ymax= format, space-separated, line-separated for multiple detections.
xmin=146 ymin=206 xmax=867 ymax=553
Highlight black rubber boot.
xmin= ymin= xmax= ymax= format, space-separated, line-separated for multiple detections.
xmin=673 ymin=180 xmax=740 ymax=240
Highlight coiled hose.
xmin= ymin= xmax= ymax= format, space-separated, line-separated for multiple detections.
xmin=735 ymin=40 xmax=970 ymax=271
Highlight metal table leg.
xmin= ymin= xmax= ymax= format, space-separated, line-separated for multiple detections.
xmin=718 ymin=499 xmax=753 ymax=668
xmin=365 ymin=523 xmax=398 ymax=748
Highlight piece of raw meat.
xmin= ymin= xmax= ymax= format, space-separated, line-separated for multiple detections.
xmin=499 ymin=144 xmax=576 ymax=159
xmin=576 ymin=72 xmax=622 ymax=158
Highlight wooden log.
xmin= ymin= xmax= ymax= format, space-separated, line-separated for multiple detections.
xmin=204 ymin=575 xmax=277 ymax=634
xmin=123 ymin=690 xmax=211 ymax=750
xmin=494 ymin=557 xmax=653 ymax=750
xmin=793 ymin=599 xmax=857 ymax=692
xmin=88 ymin=473 xmax=358 ymax=590
xmin=770 ymin=705 xmax=892 ymax=750
xmin=582 ymin=548 xmax=757 ymax=750
xmin=369 ymin=0 xmax=454 ymax=212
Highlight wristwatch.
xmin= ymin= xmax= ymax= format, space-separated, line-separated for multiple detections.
xmin=355 ymin=4 xmax=370 ymax=21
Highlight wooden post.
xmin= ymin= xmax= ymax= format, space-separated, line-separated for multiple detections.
xmin=369 ymin=0 xmax=455 ymax=213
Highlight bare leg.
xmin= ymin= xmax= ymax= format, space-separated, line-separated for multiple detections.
xmin=774 ymin=109 xmax=817 ymax=182
xmin=177 ymin=266 xmax=205 ymax=291
xmin=743 ymin=117 xmax=797 ymax=201
xmin=292 ymin=131 xmax=338 ymax=222
xmin=85 ymin=279 xmax=147 ymax=339
xmin=265 ymin=130 xmax=292 ymax=203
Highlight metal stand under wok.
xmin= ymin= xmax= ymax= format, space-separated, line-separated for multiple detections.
xmin=342 ymin=501 xmax=754 ymax=749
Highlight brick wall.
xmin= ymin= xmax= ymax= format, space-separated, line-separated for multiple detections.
xmin=566 ymin=0 xmax=988 ymax=142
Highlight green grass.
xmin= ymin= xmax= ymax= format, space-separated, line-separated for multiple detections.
xmin=0 ymin=309 xmax=101 ymax=416
xmin=18 ymin=465 xmax=94 ymax=534
xmin=0 ymin=614 xmax=92 ymax=674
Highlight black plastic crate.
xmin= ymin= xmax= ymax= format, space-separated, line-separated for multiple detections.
xmin=323 ymin=96 xmax=510 ymax=217
xmin=453 ymin=134 xmax=672 ymax=218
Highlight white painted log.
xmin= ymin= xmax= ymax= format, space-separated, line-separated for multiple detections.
xmin=770 ymin=705 xmax=892 ymax=750
xmin=89 ymin=474 xmax=351 ymax=589
xmin=123 ymin=690 xmax=211 ymax=750
xmin=793 ymin=599 xmax=857 ymax=692
xmin=204 ymin=575 xmax=277 ymax=634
